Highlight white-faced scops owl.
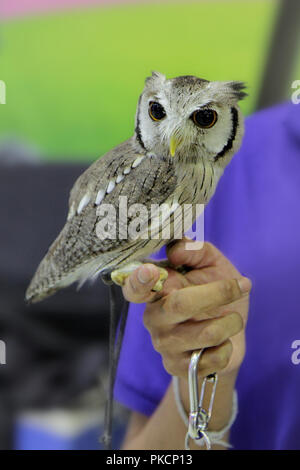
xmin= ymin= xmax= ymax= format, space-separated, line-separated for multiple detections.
xmin=26 ymin=72 xmax=246 ymax=303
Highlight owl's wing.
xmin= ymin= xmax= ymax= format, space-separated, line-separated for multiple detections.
xmin=67 ymin=140 xmax=177 ymax=249
xmin=26 ymin=140 xmax=177 ymax=302
xmin=68 ymin=141 xmax=177 ymax=236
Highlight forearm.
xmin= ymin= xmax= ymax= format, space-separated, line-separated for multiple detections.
xmin=122 ymin=370 xmax=238 ymax=450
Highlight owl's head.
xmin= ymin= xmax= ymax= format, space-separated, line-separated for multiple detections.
xmin=135 ymin=71 xmax=247 ymax=168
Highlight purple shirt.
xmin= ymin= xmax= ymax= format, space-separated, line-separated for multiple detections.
xmin=114 ymin=102 xmax=300 ymax=450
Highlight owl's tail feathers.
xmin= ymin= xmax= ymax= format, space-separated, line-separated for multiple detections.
xmin=25 ymin=250 xmax=101 ymax=303
xmin=25 ymin=256 xmax=64 ymax=304
xmin=25 ymin=285 xmax=57 ymax=304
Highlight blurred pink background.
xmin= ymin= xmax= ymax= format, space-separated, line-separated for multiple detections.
xmin=0 ymin=0 xmax=142 ymax=19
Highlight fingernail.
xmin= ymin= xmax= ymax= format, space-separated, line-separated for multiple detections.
xmin=138 ymin=266 xmax=153 ymax=284
xmin=237 ymin=277 xmax=252 ymax=294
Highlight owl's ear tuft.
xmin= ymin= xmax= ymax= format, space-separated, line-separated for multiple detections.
xmin=228 ymin=81 xmax=248 ymax=101
xmin=145 ymin=71 xmax=166 ymax=87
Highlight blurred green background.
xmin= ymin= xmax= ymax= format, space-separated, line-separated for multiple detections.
xmin=1 ymin=0 xmax=298 ymax=162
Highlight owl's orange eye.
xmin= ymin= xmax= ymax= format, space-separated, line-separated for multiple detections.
xmin=192 ymin=109 xmax=218 ymax=128
xmin=149 ymin=102 xmax=166 ymax=121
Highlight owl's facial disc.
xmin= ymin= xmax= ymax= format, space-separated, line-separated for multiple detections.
xmin=136 ymin=73 xmax=245 ymax=163
xmin=139 ymin=94 xmax=230 ymax=160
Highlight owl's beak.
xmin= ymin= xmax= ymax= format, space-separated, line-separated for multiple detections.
xmin=169 ymin=134 xmax=182 ymax=157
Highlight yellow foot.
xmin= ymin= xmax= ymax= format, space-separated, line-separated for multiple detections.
xmin=111 ymin=262 xmax=168 ymax=292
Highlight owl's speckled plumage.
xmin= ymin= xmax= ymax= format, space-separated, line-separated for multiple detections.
xmin=26 ymin=72 xmax=246 ymax=303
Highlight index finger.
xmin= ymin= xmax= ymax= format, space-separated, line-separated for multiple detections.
xmin=160 ymin=277 xmax=251 ymax=324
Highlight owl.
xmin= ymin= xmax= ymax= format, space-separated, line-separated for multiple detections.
xmin=26 ymin=72 xmax=246 ymax=303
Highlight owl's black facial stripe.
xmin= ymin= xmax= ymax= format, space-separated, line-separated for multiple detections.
xmin=214 ymin=107 xmax=238 ymax=162
xmin=135 ymin=95 xmax=147 ymax=151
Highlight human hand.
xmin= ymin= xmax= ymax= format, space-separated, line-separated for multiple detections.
xmin=122 ymin=240 xmax=251 ymax=378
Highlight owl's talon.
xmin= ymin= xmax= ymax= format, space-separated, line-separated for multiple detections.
xmin=151 ymin=267 xmax=168 ymax=292
xmin=110 ymin=261 xmax=143 ymax=287
xmin=110 ymin=271 xmax=127 ymax=286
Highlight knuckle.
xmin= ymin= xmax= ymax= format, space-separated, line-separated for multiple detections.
xmin=230 ymin=312 xmax=244 ymax=334
xmin=201 ymin=324 xmax=223 ymax=346
xmin=219 ymin=280 xmax=237 ymax=303
xmin=220 ymin=342 xmax=233 ymax=368
xmin=160 ymin=332 xmax=176 ymax=353
xmin=220 ymin=352 xmax=230 ymax=369
xmin=151 ymin=329 xmax=180 ymax=355
xmin=166 ymin=329 xmax=186 ymax=352
xmin=169 ymin=331 xmax=187 ymax=352
xmin=211 ymin=350 xmax=230 ymax=370
xmin=152 ymin=331 xmax=168 ymax=353
xmin=165 ymin=291 xmax=183 ymax=316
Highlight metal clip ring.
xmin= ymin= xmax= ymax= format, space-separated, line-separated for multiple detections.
xmin=185 ymin=349 xmax=218 ymax=450
xmin=185 ymin=430 xmax=211 ymax=450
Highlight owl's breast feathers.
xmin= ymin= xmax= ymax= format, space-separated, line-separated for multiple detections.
xmin=26 ymin=139 xmax=181 ymax=303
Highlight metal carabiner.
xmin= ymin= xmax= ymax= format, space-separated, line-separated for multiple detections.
xmin=186 ymin=349 xmax=218 ymax=450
